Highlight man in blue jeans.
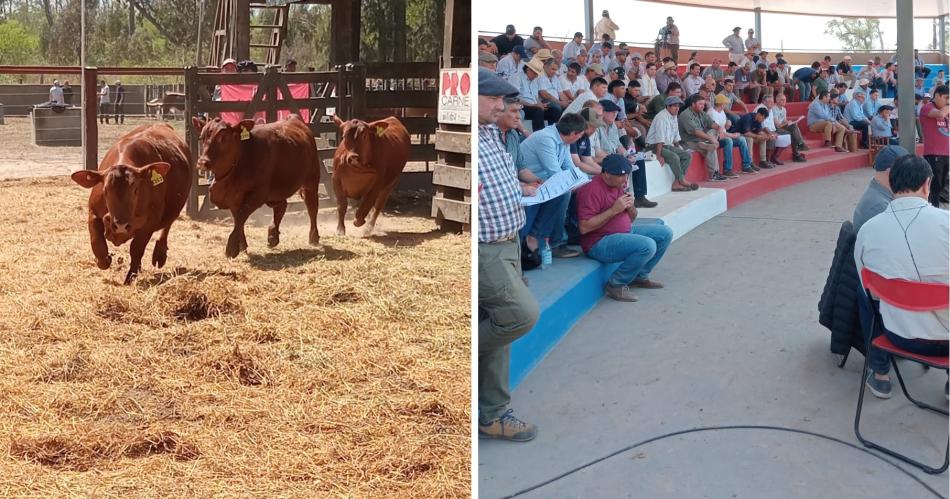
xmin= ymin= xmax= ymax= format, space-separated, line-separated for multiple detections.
xmin=576 ymin=154 xmax=674 ymax=302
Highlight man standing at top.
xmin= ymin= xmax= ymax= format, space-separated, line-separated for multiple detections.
xmin=477 ymin=68 xmax=540 ymax=442
xmin=919 ymin=85 xmax=949 ymax=207
xmin=595 ymin=10 xmax=620 ymax=42
xmin=723 ymin=27 xmax=745 ymax=65
xmin=745 ymin=28 xmax=761 ymax=53
xmin=490 ymin=25 xmax=524 ymax=57
xmin=655 ymin=16 xmax=680 ymax=63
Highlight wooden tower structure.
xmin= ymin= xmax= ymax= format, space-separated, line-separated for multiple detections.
xmin=207 ymin=0 xmax=361 ymax=68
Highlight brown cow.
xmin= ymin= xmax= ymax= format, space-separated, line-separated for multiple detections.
xmin=331 ymin=116 xmax=410 ymax=236
xmin=71 ymin=124 xmax=191 ymax=284
xmin=192 ymin=114 xmax=320 ymax=258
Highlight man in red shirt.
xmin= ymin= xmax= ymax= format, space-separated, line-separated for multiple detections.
xmin=576 ymin=154 xmax=674 ymax=302
xmin=920 ymin=84 xmax=949 ymax=207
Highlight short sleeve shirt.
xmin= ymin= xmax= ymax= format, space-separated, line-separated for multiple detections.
xmin=678 ymin=108 xmax=713 ymax=140
xmin=570 ymin=135 xmax=592 ymax=157
xmin=728 ymin=113 xmax=762 ymax=134
xmin=576 ymin=175 xmax=632 ymax=253
xmin=920 ymin=102 xmax=949 ymax=156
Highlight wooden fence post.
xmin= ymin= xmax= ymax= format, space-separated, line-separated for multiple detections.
xmin=82 ymin=67 xmax=98 ymax=170
xmin=265 ymin=66 xmax=279 ymax=123
xmin=184 ymin=66 xmax=200 ymax=218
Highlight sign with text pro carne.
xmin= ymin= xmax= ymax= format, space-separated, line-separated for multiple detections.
xmin=438 ymin=68 xmax=471 ymax=125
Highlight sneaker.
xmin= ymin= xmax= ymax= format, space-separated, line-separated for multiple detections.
xmin=722 ymin=170 xmax=739 ymax=178
xmin=750 ymin=164 xmax=761 ymax=172
xmin=634 ymin=196 xmax=658 ymax=208
xmin=771 ymin=157 xmax=785 ymax=166
xmin=708 ymin=172 xmax=727 ymax=182
xmin=799 ymin=143 xmax=810 ymax=151
xmin=758 ymin=162 xmax=774 ymax=169
xmin=630 ymin=278 xmax=664 ymax=289
xmin=478 ymin=409 xmax=538 ymax=442
xmin=551 ymin=246 xmax=581 ymax=258
xmin=866 ymin=372 xmax=893 ymax=399
xmin=792 ymin=154 xmax=807 ymax=163
xmin=741 ymin=167 xmax=758 ymax=175
xmin=605 ymin=284 xmax=638 ymax=302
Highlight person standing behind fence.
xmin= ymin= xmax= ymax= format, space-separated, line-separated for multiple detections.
xmin=655 ymin=17 xmax=680 ymax=64
xmin=62 ymin=81 xmax=73 ymax=106
xmin=98 ymin=80 xmax=111 ymax=124
xmin=113 ymin=80 xmax=126 ymax=125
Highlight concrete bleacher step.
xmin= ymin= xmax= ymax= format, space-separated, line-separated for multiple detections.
xmin=511 ymin=182 xmax=727 ymax=388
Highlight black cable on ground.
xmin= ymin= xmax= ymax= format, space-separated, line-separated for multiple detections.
xmin=500 ymin=425 xmax=947 ymax=499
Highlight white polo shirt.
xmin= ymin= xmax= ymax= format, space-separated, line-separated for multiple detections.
xmin=855 ymin=196 xmax=950 ymax=341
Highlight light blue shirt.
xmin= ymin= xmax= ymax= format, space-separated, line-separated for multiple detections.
xmin=863 ymin=97 xmax=881 ymax=119
xmin=516 ymin=71 xmax=541 ymax=105
xmin=870 ymin=114 xmax=892 ymax=138
xmin=807 ymin=99 xmax=834 ymax=126
xmin=844 ymin=99 xmax=869 ymax=123
xmin=520 ymin=124 xmax=576 ymax=181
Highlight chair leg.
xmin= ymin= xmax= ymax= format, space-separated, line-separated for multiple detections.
xmin=891 ymin=359 xmax=949 ymax=416
xmin=855 ymin=315 xmax=950 ymax=474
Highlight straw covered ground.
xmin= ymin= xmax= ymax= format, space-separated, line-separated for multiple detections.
xmin=0 ymin=176 xmax=471 ymax=497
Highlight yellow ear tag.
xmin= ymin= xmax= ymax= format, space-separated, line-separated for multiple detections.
xmin=150 ymin=169 xmax=164 ymax=186
xmin=240 ymin=127 xmax=250 ymax=141
xmin=376 ymin=126 xmax=385 ymax=137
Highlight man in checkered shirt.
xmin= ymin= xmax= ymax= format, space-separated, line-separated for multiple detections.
xmin=477 ymin=67 xmax=541 ymax=442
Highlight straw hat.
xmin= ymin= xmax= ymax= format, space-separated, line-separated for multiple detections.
xmin=524 ymin=57 xmax=545 ymax=75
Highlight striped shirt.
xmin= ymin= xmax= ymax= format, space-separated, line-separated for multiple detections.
xmin=478 ymin=124 xmax=525 ymax=243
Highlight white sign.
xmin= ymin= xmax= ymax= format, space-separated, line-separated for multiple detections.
xmin=438 ymin=68 xmax=472 ymax=125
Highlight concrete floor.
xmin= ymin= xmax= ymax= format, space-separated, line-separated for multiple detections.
xmin=478 ymin=168 xmax=949 ymax=499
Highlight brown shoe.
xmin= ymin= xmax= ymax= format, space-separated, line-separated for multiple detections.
xmin=551 ymin=246 xmax=581 ymax=258
xmin=605 ymin=284 xmax=638 ymax=302
xmin=478 ymin=409 xmax=538 ymax=442
xmin=834 ymin=146 xmax=848 ymax=153
xmin=630 ymin=278 xmax=664 ymax=289
xmin=771 ymin=157 xmax=785 ymax=165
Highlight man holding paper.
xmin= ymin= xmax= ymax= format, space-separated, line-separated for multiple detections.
xmin=772 ymin=93 xmax=808 ymax=162
xmin=518 ymin=113 xmax=589 ymax=260
xmin=577 ymin=154 xmax=673 ymax=303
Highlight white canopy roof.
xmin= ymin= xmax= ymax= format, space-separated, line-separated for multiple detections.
xmin=646 ymin=0 xmax=947 ymax=18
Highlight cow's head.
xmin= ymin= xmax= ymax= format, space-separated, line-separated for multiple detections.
xmin=71 ymin=162 xmax=171 ymax=236
xmin=192 ymin=117 xmax=254 ymax=174
xmin=332 ymin=116 xmax=391 ymax=169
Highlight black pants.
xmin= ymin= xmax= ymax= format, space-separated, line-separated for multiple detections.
xmin=523 ymin=106 xmax=560 ymax=132
xmin=924 ymin=155 xmax=949 ymax=207
xmin=850 ymin=120 xmax=870 ymax=148
xmin=99 ymin=102 xmax=110 ymax=123
xmin=113 ymin=103 xmax=124 ymax=124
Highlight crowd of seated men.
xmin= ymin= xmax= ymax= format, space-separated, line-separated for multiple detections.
xmin=476 ymin=22 xmax=949 ymax=302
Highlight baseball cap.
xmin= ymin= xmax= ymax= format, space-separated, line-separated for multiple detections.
xmin=858 ymin=78 xmax=870 ymax=86
xmin=579 ymin=108 xmax=605 ymax=129
xmin=630 ymin=52 xmax=643 ymax=60
xmin=612 ymin=67 xmax=626 ymax=78
xmin=478 ymin=67 xmax=518 ymax=97
xmin=598 ymin=99 xmax=622 ymax=112
xmin=505 ymin=24 xmax=516 ymax=34
xmin=873 ymin=145 xmax=910 ymax=171
xmin=512 ymin=46 xmax=528 ymax=59
xmin=733 ymin=27 xmax=742 ymax=32
xmin=602 ymin=154 xmax=633 ymax=175
xmin=222 ymin=58 xmax=237 ymax=67
xmin=925 ymin=93 xmax=933 ymax=99
xmin=574 ymin=31 xmax=583 ymax=38
xmin=877 ymin=105 xmax=894 ymax=112
xmin=478 ymin=52 xmax=498 ymax=64
xmin=665 ymin=96 xmax=685 ymax=106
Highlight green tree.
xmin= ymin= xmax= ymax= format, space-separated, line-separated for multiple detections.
xmin=824 ymin=18 xmax=885 ymax=51
xmin=0 ymin=19 xmax=39 ymax=64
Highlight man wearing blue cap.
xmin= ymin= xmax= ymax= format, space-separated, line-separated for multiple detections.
xmin=497 ymin=45 xmax=528 ymax=83
xmin=853 ymin=145 xmax=910 ymax=230
xmin=477 ymin=68 xmax=540 ymax=442
xmin=576 ymin=154 xmax=674 ymax=302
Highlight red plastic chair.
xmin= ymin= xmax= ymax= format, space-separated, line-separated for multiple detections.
xmin=854 ymin=267 xmax=949 ymax=474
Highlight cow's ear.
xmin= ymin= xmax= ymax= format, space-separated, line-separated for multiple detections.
xmin=71 ymin=170 xmax=103 ymax=189
xmin=191 ymin=116 xmax=205 ymax=131
xmin=332 ymin=114 xmax=344 ymax=128
xmin=237 ymin=119 xmax=256 ymax=132
xmin=145 ymin=162 xmax=172 ymax=177
xmin=368 ymin=119 xmax=391 ymax=137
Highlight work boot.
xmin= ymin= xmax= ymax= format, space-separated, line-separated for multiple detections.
xmin=605 ymin=284 xmax=638 ymax=302
xmin=479 ymin=409 xmax=538 ymax=442
xmin=634 ymin=196 xmax=658 ymax=208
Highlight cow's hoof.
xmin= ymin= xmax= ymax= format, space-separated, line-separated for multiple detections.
xmin=152 ymin=246 xmax=168 ymax=268
xmin=123 ymin=270 xmax=138 ymax=285
xmin=353 ymin=217 xmax=366 ymax=227
xmin=309 ymin=232 xmax=320 ymax=246
xmin=96 ymin=255 xmax=112 ymax=270
xmin=225 ymin=240 xmax=240 ymax=259
xmin=267 ymin=227 xmax=280 ymax=248
xmin=336 ymin=227 xmax=345 ymax=237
